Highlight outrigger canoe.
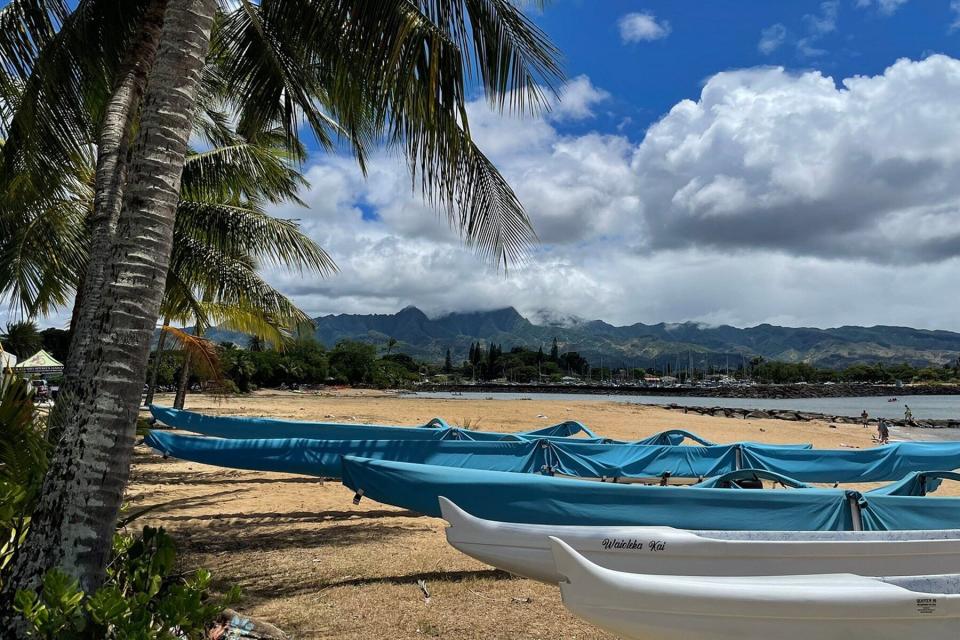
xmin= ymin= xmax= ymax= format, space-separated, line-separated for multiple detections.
xmin=149 ymin=405 xmax=601 ymax=441
xmin=148 ymin=407 xmax=806 ymax=447
xmin=551 ymin=537 xmax=960 ymax=640
xmin=440 ymin=496 xmax=960 ymax=583
xmin=147 ymin=427 xmax=958 ymax=484
xmin=341 ymin=457 xmax=960 ymax=531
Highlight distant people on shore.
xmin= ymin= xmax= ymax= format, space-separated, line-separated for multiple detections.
xmin=877 ymin=418 xmax=890 ymax=444
xmin=861 ymin=409 xmax=869 ymax=428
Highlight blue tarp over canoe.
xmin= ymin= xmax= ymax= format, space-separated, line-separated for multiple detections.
xmin=739 ymin=441 xmax=960 ymax=483
xmin=339 ymin=457 xmax=960 ymax=531
xmin=150 ymin=406 xmax=811 ymax=447
xmin=144 ymin=430 xmax=745 ymax=479
xmin=866 ymin=470 xmax=960 ymax=496
xmin=145 ymin=431 xmax=552 ymax=477
xmin=149 ymin=406 xmax=601 ymax=442
xmin=145 ymin=430 xmax=960 ymax=483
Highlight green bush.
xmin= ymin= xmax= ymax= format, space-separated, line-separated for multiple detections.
xmin=0 ymin=375 xmax=47 ymax=579
xmin=1 ymin=374 xmax=236 ymax=638
xmin=14 ymin=526 xmax=239 ymax=639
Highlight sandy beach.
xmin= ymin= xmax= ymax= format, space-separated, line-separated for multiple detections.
xmin=127 ymin=390 xmax=934 ymax=639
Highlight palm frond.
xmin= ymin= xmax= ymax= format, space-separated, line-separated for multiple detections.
xmin=194 ymin=301 xmax=295 ymax=348
xmin=0 ymin=183 xmax=91 ymax=317
xmin=181 ymin=141 xmax=307 ymax=205
xmin=218 ymin=0 xmax=561 ymax=269
xmin=0 ymin=0 xmax=67 ymax=80
xmin=213 ymin=0 xmax=369 ymax=160
xmin=165 ymin=237 xmax=312 ymax=333
xmin=157 ymin=327 xmax=221 ymax=380
xmin=174 ymin=200 xmax=336 ymax=274
xmin=0 ymin=0 xmax=144 ymax=202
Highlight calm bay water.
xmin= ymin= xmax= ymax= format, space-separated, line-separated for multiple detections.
xmin=411 ymin=390 xmax=960 ymax=421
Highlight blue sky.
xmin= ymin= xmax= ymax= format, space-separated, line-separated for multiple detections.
xmin=538 ymin=0 xmax=959 ymax=140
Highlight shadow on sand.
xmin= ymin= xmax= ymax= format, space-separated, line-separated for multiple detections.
xmin=177 ymin=520 xmax=424 ymax=555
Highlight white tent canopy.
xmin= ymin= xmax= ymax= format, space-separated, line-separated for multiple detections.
xmin=0 ymin=350 xmax=16 ymax=371
xmin=14 ymin=349 xmax=63 ymax=376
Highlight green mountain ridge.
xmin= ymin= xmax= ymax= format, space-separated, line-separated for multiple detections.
xmin=275 ymin=307 xmax=960 ymax=370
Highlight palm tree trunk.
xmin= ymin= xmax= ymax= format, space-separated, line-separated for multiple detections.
xmin=1 ymin=0 xmax=217 ymax=612
xmin=64 ymin=0 xmax=167 ymax=355
xmin=144 ymin=320 xmax=171 ymax=407
xmin=174 ymin=351 xmax=192 ymax=410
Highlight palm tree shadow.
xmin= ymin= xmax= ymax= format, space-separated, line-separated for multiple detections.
xmin=178 ymin=521 xmax=425 ymax=555
xmin=329 ymin=568 xmax=515 ymax=589
xmin=151 ymin=508 xmax=420 ymax=525
xmin=130 ymin=468 xmax=325 ymax=486
xmin=227 ymin=564 xmax=517 ymax=603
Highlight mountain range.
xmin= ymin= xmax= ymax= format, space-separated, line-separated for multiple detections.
xmin=276 ymin=307 xmax=960 ymax=370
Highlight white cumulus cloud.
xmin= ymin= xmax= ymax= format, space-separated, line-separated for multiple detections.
xmin=258 ymin=55 xmax=960 ymax=331
xmin=618 ymin=12 xmax=671 ymax=43
xmin=758 ymin=24 xmax=787 ymax=55
xmin=550 ymin=75 xmax=611 ymax=121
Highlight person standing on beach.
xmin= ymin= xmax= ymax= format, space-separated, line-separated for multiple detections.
xmin=877 ymin=419 xmax=890 ymax=444
xmin=861 ymin=409 xmax=869 ymax=428
xmin=904 ymin=405 xmax=913 ymax=424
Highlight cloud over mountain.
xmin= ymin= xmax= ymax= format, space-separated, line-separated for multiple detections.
xmin=262 ymin=57 xmax=960 ymax=331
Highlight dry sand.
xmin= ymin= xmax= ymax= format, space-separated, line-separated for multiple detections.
xmin=127 ymin=390 xmax=929 ymax=639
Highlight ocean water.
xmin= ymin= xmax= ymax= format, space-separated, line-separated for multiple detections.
xmin=410 ymin=390 xmax=960 ymax=421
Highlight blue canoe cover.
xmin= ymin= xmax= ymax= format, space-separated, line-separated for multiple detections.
xmin=866 ymin=470 xmax=960 ymax=496
xmin=340 ymin=457 xmax=960 ymax=531
xmin=146 ymin=428 xmax=960 ymax=483
xmin=144 ymin=430 xmax=551 ymax=478
xmin=740 ymin=441 xmax=960 ymax=483
xmin=340 ymin=456 xmax=855 ymax=530
xmin=149 ymin=406 xmax=603 ymax=442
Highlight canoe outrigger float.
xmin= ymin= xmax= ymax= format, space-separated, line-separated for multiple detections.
xmin=440 ymin=494 xmax=960 ymax=582
xmin=551 ymin=537 xmax=960 ymax=640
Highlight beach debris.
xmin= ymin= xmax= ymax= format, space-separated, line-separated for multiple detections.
xmin=207 ymin=609 xmax=288 ymax=639
xmin=417 ymin=579 xmax=432 ymax=604
xmin=416 ymin=619 xmax=440 ymax=636
xmin=511 ymin=596 xmax=533 ymax=604
xmin=536 ymin=414 xmax=548 ymax=419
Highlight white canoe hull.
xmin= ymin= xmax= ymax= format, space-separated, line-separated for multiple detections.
xmin=439 ymin=497 xmax=960 ymax=583
xmin=552 ymin=538 xmax=960 ymax=640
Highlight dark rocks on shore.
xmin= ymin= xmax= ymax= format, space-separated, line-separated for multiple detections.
xmin=661 ymin=403 xmax=960 ymax=429
xmin=425 ymin=382 xmax=960 ymax=400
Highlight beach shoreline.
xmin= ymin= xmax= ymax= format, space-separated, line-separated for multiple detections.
xmin=420 ymin=382 xmax=960 ymax=399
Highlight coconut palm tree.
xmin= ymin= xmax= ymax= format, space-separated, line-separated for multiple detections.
xmin=0 ymin=0 xmax=562 ymax=607
xmin=0 ymin=322 xmax=42 ymax=360
xmin=1 ymin=119 xmax=330 ymax=407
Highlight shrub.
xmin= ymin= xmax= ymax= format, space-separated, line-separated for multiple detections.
xmin=0 ymin=374 xmax=237 ymax=638
xmin=14 ymin=526 xmax=239 ymax=639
